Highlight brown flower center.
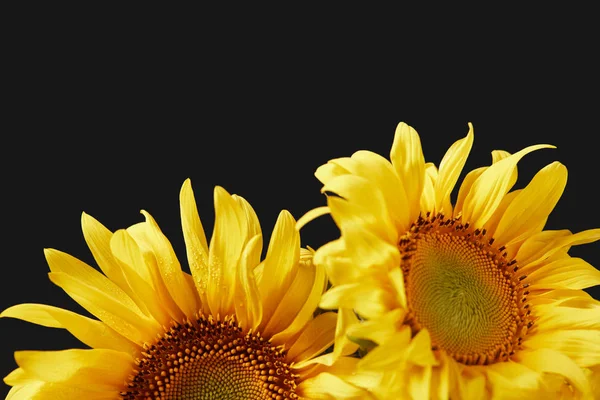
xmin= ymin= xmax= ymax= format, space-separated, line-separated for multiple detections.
xmin=121 ymin=315 xmax=298 ymax=399
xmin=400 ymin=213 xmax=533 ymax=365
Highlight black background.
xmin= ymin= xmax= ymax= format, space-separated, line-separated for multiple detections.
xmin=1 ymin=10 xmax=599 ymax=397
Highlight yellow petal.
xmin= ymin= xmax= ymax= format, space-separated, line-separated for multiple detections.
xmin=48 ymin=272 xmax=157 ymax=344
xmin=207 ymin=186 xmax=246 ymax=316
xmin=232 ymin=194 xmax=263 ymax=253
xmin=483 ymin=190 xmax=521 ymax=238
xmin=332 ymin=209 xmax=400 ymax=272
xmin=357 ymin=327 xmax=412 ymax=370
xmin=346 ymin=308 xmax=405 ymax=345
xmin=271 ymin=250 xmax=327 ymax=344
xmin=533 ymin=303 xmax=600 ymax=332
xmin=485 ymin=360 xmax=540 ymax=397
xmin=420 ymin=163 xmax=438 ymax=214
xmin=518 ymin=229 xmax=600 ymax=269
xmin=179 ymin=179 xmax=210 ymax=307
xmin=258 ymin=210 xmax=300 ymax=328
xmin=461 ymin=144 xmax=555 ymax=228
xmin=137 ymin=210 xmax=199 ymax=319
xmin=345 ymin=150 xmax=411 ymax=233
xmin=526 ymin=257 xmax=600 ymax=290
xmin=491 ymin=149 xmax=518 ymax=190
xmin=295 ymin=206 xmax=331 ymax=231
xmin=80 ymin=213 xmax=131 ymax=297
xmin=430 ymin=352 xmax=450 ymax=400
xmin=454 ymin=166 xmax=486 ymax=218
xmin=387 ymin=267 xmax=407 ymax=310
xmin=297 ymin=371 xmax=376 ymax=400
xmin=390 ymin=121 xmax=425 ymax=223
xmin=292 ymin=308 xmax=361 ymax=370
xmin=434 ymin=123 xmax=474 ymax=215
xmin=5 ymin=382 xmax=116 ymax=400
xmin=462 ymin=373 xmax=487 ymax=400
xmin=0 ymin=304 xmax=138 ymax=355
xmin=494 ymin=162 xmax=567 ymax=247
xmin=313 ymin=239 xmax=361 ymax=287
xmin=286 ymin=312 xmax=337 ymax=363
xmin=110 ymin=230 xmax=174 ymax=325
xmin=262 ymin=252 xmax=315 ymax=336
xmin=319 ymin=282 xmax=397 ymax=320
xmin=315 ymin=157 xmax=352 ymax=184
xmin=408 ymin=365 xmax=432 ymax=400
xmin=523 ymin=330 xmax=600 ymax=367
xmin=406 ymin=329 xmax=438 ymax=367
xmin=518 ymin=348 xmax=589 ymax=395
xmin=323 ymin=175 xmax=398 ymax=243
xmin=234 ymin=235 xmax=263 ymax=332
xmin=44 ymin=248 xmax=143 ymax=316
xmin=5 ymin=349 xmax=133 ymax=391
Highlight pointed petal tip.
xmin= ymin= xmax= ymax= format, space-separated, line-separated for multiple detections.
xmin=180 ymin=178 xmax=193 ymax=192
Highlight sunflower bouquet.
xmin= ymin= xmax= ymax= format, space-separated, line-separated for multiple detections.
xmin=2 ymin=122 xmax=599 ymax=399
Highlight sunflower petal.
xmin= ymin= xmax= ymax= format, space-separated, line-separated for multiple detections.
xmin=408 ymin=365 xmax=432 ymax=400
xmin=346 ymin=308 xmax=405 ymax=345
xmin=518 ymin=229 xmax=600 ymax=268
xmin=485 ymin=360 xmax=540 ymax=396
xmin=454 ymin=167 xmax=486 ymax=218
xmin=258 ymin=210 xmax=300 ymax=328
xmin=313 ymin=239 xmax=361 ymax=287
xmin=419 ymin=163 xmax=437 ymax=214
xmin=357 ymin=327 xmax=412 ymax=370
xmin=533 ymin=303 xmax=600 ymax=332
xmin=137 ymin=210 xmax=199 ymax=319
xmin=179 ymin=179 xmax=210 ymax=307
xmin=518 ymin=348 xmax=590 ymax=395
xmin=298 ymin=372 xmax=376 ymax=400
xmin=271 ymin=250 xmax=327 ymax=344
xmin=234 ymin=235 xmax=263 ymax=332
xmin=286 ymin=312 xmax=337 ymax=363
xmin=0 ymin=304 xmax=138 ymax=355
xmin=5 ymin=382 xmax=116 ymax=400
xmin=494 ymin=162 xmax=567 ymax=247
xmin=526 ymin=257 xmax=600 ymax=290
xmin=323 ymin=175 xmax=397 ymax=243
xmin=461 ymin=144 xmax=555 ymax=228
xmin=435 ymin=123 xmax=474 ymax=215
xmin=80 ymin=213 xmax=130 ymax=296
xmin=319 ymin=282 xmax=397 ymax=320
xmin=345 ymin=150 xmax=411 ymax=233
xmin=48 ymin=272 xmax=157 ymax=344
xmin=331 ymin=208 xmax=400 ymax=272
xmin=207 ymin=186 xmax=247 ymax=316
xmin=44 ymin=248 xmax=143 ymax=315
xmin=387 ymin=122 xmax=425 ymax=222
xmin=110 ymin=230 xmax=174 ymax=325
xmin=5 ymin=349 xmax=133 ymax=391
xmin=523 ymin=330 xmax=600 ymax=367
xmin=491 ymin=150 xmax=518 ymax=189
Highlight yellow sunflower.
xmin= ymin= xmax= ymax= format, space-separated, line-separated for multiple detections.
xmin=2 ymin=179 xmax=372 ymax=399
xmin=304 ymin=122 xmax=600 ymax=399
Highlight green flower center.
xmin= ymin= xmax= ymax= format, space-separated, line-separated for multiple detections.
xmin=401 ymin=214 xmax=532 ymax=365
xmin=121 ymin=316 xmax=298 ymax=399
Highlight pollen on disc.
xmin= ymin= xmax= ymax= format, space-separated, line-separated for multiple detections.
xmin=400 ymin=214 xmax=531 ymax=365
xmin=121 ymin=315 xmax=298 ymax=399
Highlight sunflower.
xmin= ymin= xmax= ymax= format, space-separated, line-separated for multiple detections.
xmin=2 ymin=179 xmax=373 ymax=399
xmin=304 ymin=122 xmax=600 ymax=399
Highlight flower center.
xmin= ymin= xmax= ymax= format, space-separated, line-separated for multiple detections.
xmin=121 ymin=315 xmax=298 ymax=399
xmin=400 ymin=213 xmax=532 ymax=365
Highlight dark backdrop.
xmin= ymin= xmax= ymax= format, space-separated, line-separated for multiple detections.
xmin=1 ymin=12 xmax=599 ymax=398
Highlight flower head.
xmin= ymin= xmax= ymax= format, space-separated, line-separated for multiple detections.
xmin=311 ymin=122 xmax=600 ymax=399
xmin=2 ymin=179 xmax=370 ymax=399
